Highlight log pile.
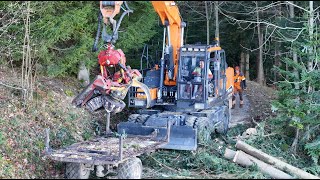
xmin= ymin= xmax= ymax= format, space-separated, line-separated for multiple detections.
xmin=224 ymin=140 xmax=320 ymax=179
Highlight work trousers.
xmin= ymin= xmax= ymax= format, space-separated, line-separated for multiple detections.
xmin=232 ymin=88 xmax=243 ymax=104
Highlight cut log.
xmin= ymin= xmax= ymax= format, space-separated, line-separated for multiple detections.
xmin=224 ymin=148 xmax=293 ymax=179
xmin=233 ymin=150 xmax=294 ymax=179
xmin=236 ymin=140 xmax=320 ymax=179
xmin=224 ymin=148 xmax=236 ymax=160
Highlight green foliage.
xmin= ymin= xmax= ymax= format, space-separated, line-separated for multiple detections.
xmin=0 ymin=1 xmax=158 ymax=77
xmin=64 ymin=89 xmax=74 ymax=97
xmin=271 ymin=14 xmax=320 ymax=165
xmin=116 ymin=1 xmax=158 ymax=52
xmin=305 ymin=136 xmax=320 ymax=164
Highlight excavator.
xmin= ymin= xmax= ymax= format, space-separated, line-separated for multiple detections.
xmin=72 ymin=1 xmax=235 ymax=151
xmin=44 ymin=1 xmax=235 ymax=179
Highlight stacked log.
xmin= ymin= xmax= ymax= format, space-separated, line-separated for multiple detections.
xmin=224 ymin=140 xmax=320 ymax=179
xmin=224 ymin=148 xmax=293 ymax=179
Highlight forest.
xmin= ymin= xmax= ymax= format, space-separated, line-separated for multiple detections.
xmin=0 ymin=1 xmax=319 ymax=179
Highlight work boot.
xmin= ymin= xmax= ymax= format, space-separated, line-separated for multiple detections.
xmin=240 ymin=104 xmax=243 ymax=108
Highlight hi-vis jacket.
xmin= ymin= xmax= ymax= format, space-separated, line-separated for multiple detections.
xmin=234 ymin=72 xmax=246 ymax=91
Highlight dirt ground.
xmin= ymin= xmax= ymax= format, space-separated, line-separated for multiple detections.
xmin=230 ymin=80 xmax=277 ymax=128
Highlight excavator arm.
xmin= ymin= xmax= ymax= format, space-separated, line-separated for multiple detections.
xmin=151 ymin=1 xmax=185 ymax=86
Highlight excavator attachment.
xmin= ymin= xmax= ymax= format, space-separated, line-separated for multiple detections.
xmin=131 ymin=79 xmax=152 ymax=109
xmin=117 ymin=122 xmax=197 ymax=151
xmin=92 ymin=1 xmax=133 ymax=49
xmin=72 ymin=75 xmax=127 ymax=114
xmin=72 ymin=76 xmax=99 ymax=108
xmin=72 ymin=76 xmax=152 ymax=113
xmin=117 ymin=114 xmax=197 ymax=151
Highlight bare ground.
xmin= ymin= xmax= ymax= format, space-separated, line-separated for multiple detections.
xmin=230 ymin=80 xmax=277 ymax=128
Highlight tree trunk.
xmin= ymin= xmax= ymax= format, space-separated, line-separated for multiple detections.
xmin=306 ymin=0 xmax=314 ymax=141
xmin=240 ymin=52 xmax=245 ymax=73
xmin=224 ymin=148 xmax=236 ymax=160
xmin=274 ymin=42 xmax=280 ymax=82
xmin=21 ymin=1 xmax=34 ymax=103
xmin=235 ymin=140 xmax=320 ymax=179
xmin=215 ymin=1 xmax=219 ymax=43
xmin=256 ymin=1 xmax=265 ymax=85
xmin=289 ymin=1 xmax=300 ymax=89
xmin=205 ymin=1 xmax=209 ymax=45
xmin=233 ymin=150 xmax=294 ymax=179
xmin=245 ymin=53 xmax=250 ymax=80
xmin=290 ymin=128 xmax=299 ymax=154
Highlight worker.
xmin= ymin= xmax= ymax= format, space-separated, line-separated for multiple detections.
xmin=232 ymin=66 xmax=246 ymax=108
xmin=191 ymin=60 xmax=213 ymax=99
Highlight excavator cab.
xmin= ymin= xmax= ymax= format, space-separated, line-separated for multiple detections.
xmin=177 ymin=44 xmax=234 ymax=111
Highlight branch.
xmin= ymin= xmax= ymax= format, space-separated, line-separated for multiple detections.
xmin=285 ymin=1 xmax=310 ymax=13
xmin=148 ymin=154 xmax=178 ymax=172
xmin=0 ymin=81 xmax=27 ymax=91
xmin=218 ymin=8 xmax=303 ymax=30
xmin=185 ymin=2 xmax=206 ymax=17
xmin=240 ymin=26 xmax=277 ymax=52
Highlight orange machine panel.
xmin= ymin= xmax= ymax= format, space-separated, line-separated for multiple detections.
xmin=225 ymin=67 xmax=234 ymax=93
xmin=136 ymin=88 xmax=158 ymax=100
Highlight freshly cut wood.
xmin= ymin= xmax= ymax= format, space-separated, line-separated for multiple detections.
xmin=236 ymin=140 xmax=320 ymax=179
xmin=233 ymin=150 xmax=293 ymax=179
xmin=224 ymin=148 xmax=293 ymax=178
xmin=224 ymin=148 xmax=236 ymax=160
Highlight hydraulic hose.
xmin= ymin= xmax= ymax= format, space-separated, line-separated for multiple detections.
xmin=110 ymin=8 xmax=133 ymax=43
xmin=92 ymin=11 xmax=103 ymax=52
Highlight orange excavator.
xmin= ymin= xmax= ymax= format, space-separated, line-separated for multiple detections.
xmin=73 ymin=1 xmax=235 ymax=151
xmin=45 ymin=2 xmax=235 ymax=179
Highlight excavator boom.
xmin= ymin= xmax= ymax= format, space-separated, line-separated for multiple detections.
xmin=151 ymin=1 xmax=184 ymax=86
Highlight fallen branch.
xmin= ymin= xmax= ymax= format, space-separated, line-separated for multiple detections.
xmin=0 ymin=81 xmax=26 ymax=91
xmin=148 ymin=154 xmax=178 ymax=172
xmin=235 ymin=140 xmax=320 ymax=179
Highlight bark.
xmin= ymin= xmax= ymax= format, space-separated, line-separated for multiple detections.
xmin=289 ymin=1 xmax=299 ymax=90
xmin=214 ymin=1 xmax=219 ymax=43
xmin=205 ymin=1 xmax=209 ymax=45
xmin=274 ymin=42 xmax=280 ymax=82
xmin=256 ymin=1 xmax=265 ymax=85
xmin=240 ymin=52 xmax=245 ymax=73
xmin=233 ymin=150 xmax=294 ymax=179
xmin=305 ymin=0 xmax=315 ymax=141
xmin=235 ymin=140 xmax=320 ymax=179
xmin=21 ymin=1 xmax=34 ymax=103
xmin=245 ymin=53 xmax=250 ymax=80
xmin=274 ymin=3 xmax=282 ymax=83
xmin=224 ymin=148 xmax=236 ymax=160
xmin=290 ymin=128 xmax=299 ymax=154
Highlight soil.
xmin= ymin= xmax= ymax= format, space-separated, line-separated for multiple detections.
xmin=230 ymin=80 xmax=277 ymax=128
